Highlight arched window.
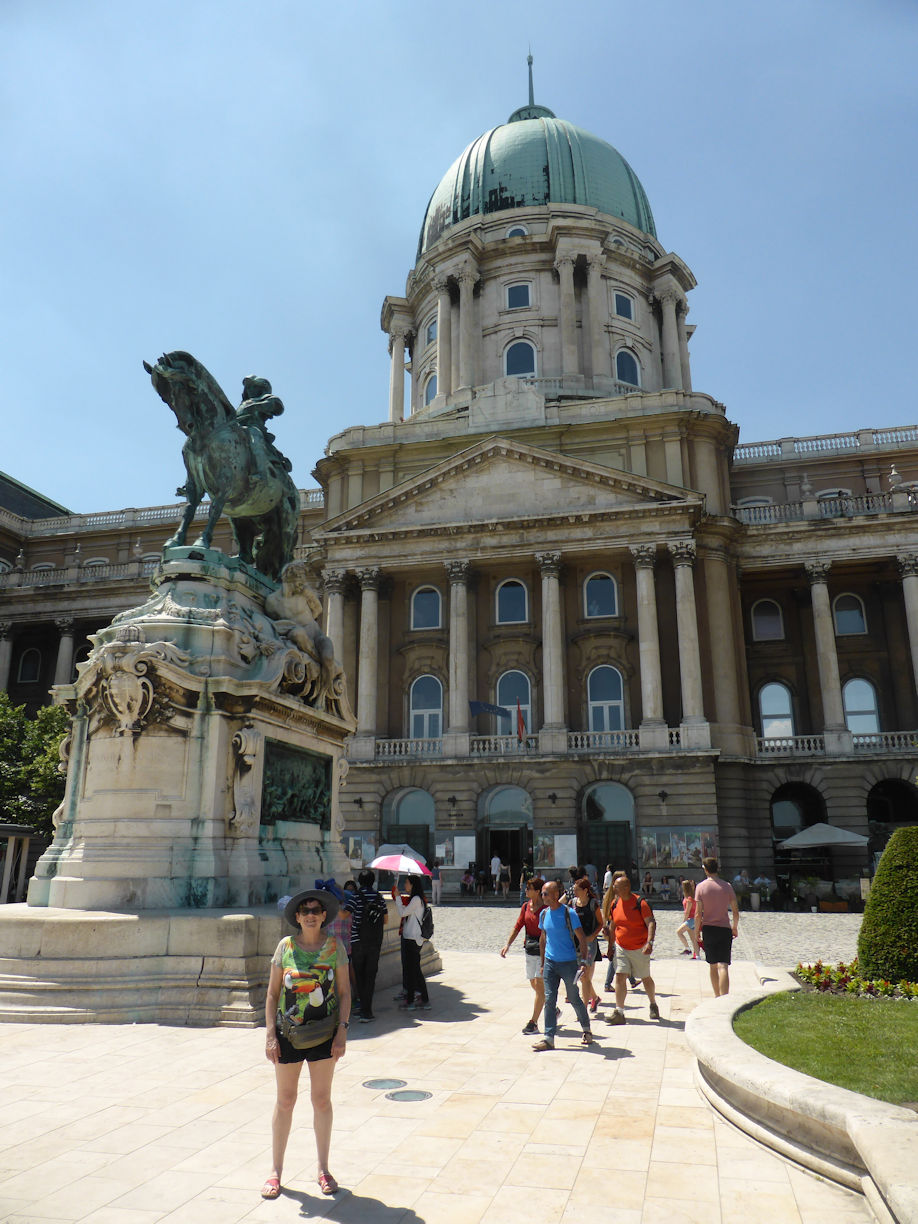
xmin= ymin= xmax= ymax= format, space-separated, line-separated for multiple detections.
xmin=615 ymin=349 xmax=640 ymax=386
xmin=497 ymin=670 xmax=531 ymax=733
xmin=496 ymin=579 xmax=528 ymax=623
xmin=584 ymin=572 xmax=617 ymax=618
xmin=425 ymin=317 xmax=437 ymax=345
xmin=506 ymin=224 xmax=528 ymax=238
xmin=83 ymin=557 xmax=109 ymax=568
xmin=17 ymin=648 xmax=41 ymax=684
xmin=759 ymin=681 xmax=794 ymax=738
xmin=506 ymin=283 xmax=530 ymax=309
xmin=770 ymin=783 xmax=825 ymax=842
xmin=31 ymin=563 xmax=54 ymax=571
xmin=485 ymin=784 xmax=533 ymax=825
xmin=751 ymin=598 xmax=784 ymax=641
xmin=411 ymin=586 xmax=441 ymax=630
xmin=0 ymin=559 xmax=11 ymax=574
xmin=392 ymin=788 xmax=435 ymax=827
xmin=843 ymin=677 xmax=879 ymax=733
xmin=587 ymin=665 xmax=624 ymax=731
xmin=583 ymin=782 xmax=634 ymax=824
xmin=834 ymin=593 xmax=866 ymax=635
xmin=505 ymin=341 xmax=536 ymax=377
xmin=424 ymin=374 xmax=438 ymax=406
xmin=409 ymin=675 xmax=442 ymax=739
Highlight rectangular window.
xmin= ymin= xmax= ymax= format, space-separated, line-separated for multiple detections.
xmin=507 ymin=283 xmax=530 ymax=309
xmin=614 ymin=292 xmax=633 ymax=320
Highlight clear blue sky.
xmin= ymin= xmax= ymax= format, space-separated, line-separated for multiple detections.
xmin=3 ymin=0 xmax=917 ymax=512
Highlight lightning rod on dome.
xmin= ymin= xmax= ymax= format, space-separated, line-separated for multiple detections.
xmin=527 ymin=50 xmax=535 ymax=107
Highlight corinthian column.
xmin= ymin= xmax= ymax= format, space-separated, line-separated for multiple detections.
xmin=631 ymin=545 xmax=667 ymax=748
xmin=669 ymin=541 xmax=709 ymax=747
xmin=677 ymin=302 xmax=692 ymax=393
xmin=53 ymin=617 xmax=75 ymax=687
xmin=355 ymin=568 xmax=381 ymax=745
xmin=555 ymin=256 xmax=578 ymax=376
xmin=586 ymin=256 xmax=610 ymax=380
xmin=444 ymin=560 xmax=471 ymax=753
xmin=457 ymin=265 xmax=478 ymax=390
xmin=321 ymin=569 xmax=347 ymax=659
xmin=896 ymin=554 xmax=918 ymax=699
xmin=536 ymin=552 xmax=565 ymax=727
xmin=435 ymin=277 xmax=453 ymax=398
xmin=659 ymin=290 xmax=683 ymax=390
xmin=388 ymin=327 xmax=407 ymax=422
xmin=805 ymin=560 xmax=849 ymax=749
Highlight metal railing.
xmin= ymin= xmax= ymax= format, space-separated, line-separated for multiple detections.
xmin=567 ymin=730 xmax=640 ymax=753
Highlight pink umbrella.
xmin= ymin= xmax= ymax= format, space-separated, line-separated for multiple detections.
xmin=368 ymin=853 xmax=432 ymax=876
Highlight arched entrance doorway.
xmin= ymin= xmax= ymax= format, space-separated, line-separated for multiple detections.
xmin=382 ymin=787 xmax=436 ymax=865
xmin=581 ymin=782 xmax=634 ymax=876
xmin=478 ymin=785 xmax=533 ymax=885
xmin=866 ymin=778 xmax=918 ymax=865
xmin=770 ymin=782 xmax=827 ymax=902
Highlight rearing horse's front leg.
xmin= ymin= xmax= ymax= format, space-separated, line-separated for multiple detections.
xmin=194 ymin=495 xmax=225 ymax=549
xmin=165 ymin=481 xmax=200 ymax=548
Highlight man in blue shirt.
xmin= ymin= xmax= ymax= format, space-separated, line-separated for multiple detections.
xmin=533 ymin=879 xmax=594 ymax=1050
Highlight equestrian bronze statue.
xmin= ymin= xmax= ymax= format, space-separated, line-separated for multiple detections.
xmin=144 ymin=351 xmax=299 ymax=580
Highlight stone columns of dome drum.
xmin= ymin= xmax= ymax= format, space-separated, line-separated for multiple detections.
xmin=445 ymin=561 xmax=471 ymax=745
xmin=805 ymin=561 xmax=850 ymax=750
xmin=659 ymin=290 xmax=683 ymax=390
xmin=586 ymin=256 xmax=610 ymax=380
xmin=355 ymin=567 xmax=381 ymax=738
xmin=435 ymin=278 xmax=453 ymax=399
xmin=668 ymin=542 xmax=710 ymax=747
xmin=321 ymin=569 xmax=347 ymax=661
xmin=53 ymin=617 xmax=75 ymax=687
xmin=896 ymin=554 xmax=918 ymax=698
xmin=388 ymin=327 xmax=408 ymax=422
xmin=554 ymin=256 xmax=578 ymax=377
xmin=0 ymin=622 xmax=12 ymax=691
xmin=677 ymin=303 xmax=692 ymax=393
xmin=631 ymin=546 xmax=667 ymax=748
xmin=457 ymin=265 xmax=478 ymax=391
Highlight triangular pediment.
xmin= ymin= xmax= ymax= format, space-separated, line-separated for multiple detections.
xmin=320 ymin=437 xmax=699 ymax=537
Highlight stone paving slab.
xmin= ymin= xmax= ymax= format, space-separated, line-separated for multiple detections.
xmin=0 ymin=946 xmax=873 ymax=1223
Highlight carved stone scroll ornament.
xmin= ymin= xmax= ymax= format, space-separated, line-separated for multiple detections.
xmin=79 ymin=636 xmax=191 ymax=736
xmin=230 ymin=725 xmax=262 ymax=832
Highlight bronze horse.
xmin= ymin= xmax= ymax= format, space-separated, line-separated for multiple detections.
xmin=144 ymin=351 xmax=299 ymax=580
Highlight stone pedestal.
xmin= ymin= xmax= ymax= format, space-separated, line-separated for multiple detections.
xmin=0 ymin=547 xmax=367 ymax=1025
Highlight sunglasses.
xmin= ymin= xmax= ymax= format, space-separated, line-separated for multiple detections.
xmin=298 ymin=904 xmax=325 ymax=915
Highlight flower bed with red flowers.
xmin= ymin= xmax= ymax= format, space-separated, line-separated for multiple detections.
xmin=795 ymin=957 xmax=918 ymax=1000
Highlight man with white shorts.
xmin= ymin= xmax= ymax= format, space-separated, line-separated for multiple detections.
xmin=606 ymin=872 xmax=659 ymax=1024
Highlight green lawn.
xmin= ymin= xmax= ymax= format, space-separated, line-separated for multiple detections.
xmin=733 ymin=991 xmax=918 ymax=1107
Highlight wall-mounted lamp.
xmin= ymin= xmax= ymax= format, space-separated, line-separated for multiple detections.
xmin=447 ymin=795 xmax=457 ymax=809
xmin=657 ymin=790 xmax=669 ymax=803
xmin=354 ymin=797 xmax=364 ymax=810
xmin=548 ymin=793 xmax=558 ymax=805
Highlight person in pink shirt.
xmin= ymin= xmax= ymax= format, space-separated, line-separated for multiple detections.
xmin=694 ymin=857 xmax=739 ymax=997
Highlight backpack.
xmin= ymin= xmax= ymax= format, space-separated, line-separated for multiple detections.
xmin=360 ymin=892 xmax=387 ymax=943
xmin=420 ymin=902 xmax=434 ymax=941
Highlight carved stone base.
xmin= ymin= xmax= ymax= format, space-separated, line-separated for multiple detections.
xmin=0 ymin=903 xmax=441 ymax=1027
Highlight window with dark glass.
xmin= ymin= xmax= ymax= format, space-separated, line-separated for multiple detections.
xmin=614 ymin=292 xmax=633 ymax=320
xmin=588 ymin=666 xmax=624 ymax=731
xmin=17 ymin=648 xmax=41 ymax=685
xmin=759 ymin=682 xmax=794 ymax=738
xmin=751 ymin=599 xmax=784 ymax=641
xmin=424 ymin=374 xmax=438 ymax=406
xmin=834 ymin=593 xmax=866 ymax=635
xmin=409 ymin=675 xmax=442 ymax=738
xmin=615 ymin=350 xmax=639 ymax=385
xmin=496 ymin=579 xmax=527 ymax=623
xmin=843 ymin=678 xmax=879 ymax=733
xmin=585 ymin=573 xmax=617 ymax=618
xmin=496 ymin=670 xmax=531 ymax=732
xmin=426 ymin=319 xmax=437 ymax=345
xmin=505 ymin=341 xmax=536 ymax=377
xmin=411 ymin=586 xmax=441 ymax=630
xmin=506 ymin=225 xmax=528 ymax=238
xmin=507 ymin=283 xmax=530 ymax=309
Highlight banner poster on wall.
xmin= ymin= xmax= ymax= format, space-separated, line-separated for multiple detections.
xmin=553 ymin=834 xmax=578 ymax=871
xmin=453 ymin=834 xmax=477 ymax=870
xmin=435 ymin=836 xmax=455 ymax=866
xmin=534 ymin=833 xmax=555 ymax=868
xmin=640 ymin=828 xmax=718 ymax=869
xmin=346 ymin=834 xmax=376 ymax=867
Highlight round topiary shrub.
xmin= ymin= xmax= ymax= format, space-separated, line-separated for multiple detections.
xmin=857 ymin=825 xmax=918 ymax=983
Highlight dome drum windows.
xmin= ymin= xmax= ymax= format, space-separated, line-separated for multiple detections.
xmin=615 ymin=349 xmax=640 ymax=386
xmin=613 ymin=292 xmax=634 ymax=320
xmin=505 ymin=340 xmax=536 ymax=377
xmin=506 ymin=282 xmax=531 ymax=310
xmin=425 ymin=318 xmax=437 ymax=346
xmin=424 ymin=374 xmax=438 ymax=406
xmin=505 ymin=224 xmax=529 ymax=238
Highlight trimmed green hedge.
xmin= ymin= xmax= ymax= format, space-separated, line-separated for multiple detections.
xmin=857 ymin=825 xmax=918 ymax=982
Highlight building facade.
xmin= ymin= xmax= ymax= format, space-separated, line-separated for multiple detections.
xmin=3 ymin=86 xmax=917 ymax=895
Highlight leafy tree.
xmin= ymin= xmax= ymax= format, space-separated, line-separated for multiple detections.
xmin=857 ymin=825 xmax=918 ymax=983
xmin=0 ymin=692 xmax=70 ymax=840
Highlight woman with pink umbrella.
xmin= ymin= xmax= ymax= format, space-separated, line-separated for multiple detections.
xmin=390 ymin=875 xmax=431 ymax=1011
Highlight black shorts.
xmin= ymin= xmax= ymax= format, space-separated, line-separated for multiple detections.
xmin=277 ymin=1030 xmax=334 ymax=1064
xmin=702 ymin=925 xmax=733 ymax=965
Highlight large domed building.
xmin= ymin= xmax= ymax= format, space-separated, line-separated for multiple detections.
xmin=2 ymin=73 xmax=918 ymax=900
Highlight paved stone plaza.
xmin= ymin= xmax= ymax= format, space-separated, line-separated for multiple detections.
xmin=0 ymin=910 xmax=872 ymax=1224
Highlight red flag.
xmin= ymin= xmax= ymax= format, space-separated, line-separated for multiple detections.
xmin=517 ymin=698 xmax=525 ymax=742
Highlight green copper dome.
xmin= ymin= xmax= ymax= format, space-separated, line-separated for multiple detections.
xmin=418 ymin=103 xmax=656 ymax=256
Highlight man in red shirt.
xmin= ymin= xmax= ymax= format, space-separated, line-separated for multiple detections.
xmin=605 ymin=872 xmax=659 ymax=1024
xmin=694 ymin=856 xmax=740 ymax=997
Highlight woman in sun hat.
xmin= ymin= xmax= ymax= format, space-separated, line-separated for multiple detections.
xmin=261 ymin=888 xmax=351 ymax=1201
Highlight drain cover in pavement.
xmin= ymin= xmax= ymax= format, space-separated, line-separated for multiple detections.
xmin=362 ymin=1078 xmax=406 ymax=1090
xmin=385 ymin=1089 xmax=432 ymax=1102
